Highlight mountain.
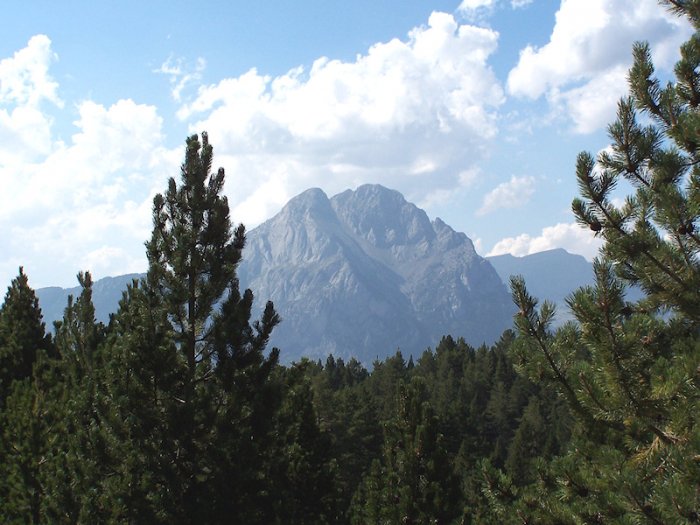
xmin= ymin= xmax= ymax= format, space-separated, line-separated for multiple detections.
xmin=487 ymin=249 xmax=645 ymax=324
xmin=32 ymin=185 xmax=517 ymax=363
xmin=36 ymin=274 xmax=141 ymax=328
xmin=487 ymin=249 xmax=594 ymax=306
xmin=237 ymin=184 xmax=514 ymax=362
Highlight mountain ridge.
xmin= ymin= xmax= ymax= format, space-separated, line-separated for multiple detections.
xmin=32 ymin=185 xmax=597 ymax=363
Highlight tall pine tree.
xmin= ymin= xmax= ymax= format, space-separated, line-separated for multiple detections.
xmin=500 ymin=1 xmax=700 ymax=522
xmin=141 ymin=131 xmax=281 ymax=522
xmin=42 ymin=272 xmax=108 ymax=523
xmin=0 ymin=269 xmax=56 ymax=523
xmin=0 ymin=268 xmax=53 ymax=406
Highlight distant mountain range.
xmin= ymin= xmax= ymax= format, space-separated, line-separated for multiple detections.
xmin=36 ymin=274 xmax=142 ymax=329
xmin=34 ymin=185 xmax=598 ymax=363
xmin=487 ymin=248 xmax=595 ymax=322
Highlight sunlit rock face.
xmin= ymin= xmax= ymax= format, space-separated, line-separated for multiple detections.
xmin=239 ymin=184 xmax=513 ymax=363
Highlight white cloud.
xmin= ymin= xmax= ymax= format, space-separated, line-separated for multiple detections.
xmin=459 ymin=0 xmax=531 ymax=16
xmin=507 ymin=0 xmax=693 ymax=133
xmin=0 ymin=12 xmax=505 ymax=289
xmin=155 ymin=55 xmax=206 ymax=102
xmin=0 ymin=35 xmax=62 ymax=165
xmin=0 ymin=36 xmax=178 ymax=288
xmin=488 ymin=222 xmax=603 ymax=260
xmin=0 ymin=34 xmax=61 ymax=107
xmin=179 ymin=12 xmax=504 ymax=226
xmin=458 ymin=0 xmax=496 ymax=10
xmin=80 ymin=246 xmax=145 ymax=281
xmin=477 ymin=175 xmax=535 ymax=216
xmin=551 ymin=65 xmax=628 ymax=134
xmin=2 ymin=99 xmax=172 ymax=220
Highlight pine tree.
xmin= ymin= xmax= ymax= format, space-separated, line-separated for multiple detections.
xmin=0 ymin=268 xmax=54 ymax=406
xmin=266 ymin=362 xmax=339 ymax=524
xmin=351 ymin=377 xmax=460 ymax=524
xmin=133 ymin=131 xmax=280 ymax=522
xmin=0 ymin=360 xmax=56 ymax=524
xmin=33 ymin=133 xmax=283 ymax=523
xmin=503 ymin=1 xmax=700 ymax=521
xmin=0 ymin=269 xmax=56 ymax=523
xmin=325 ymin=383 xmax=382 ymax=521
xmin=504 ymin=397 xmax=547 ymax=486
xmin=41 ymin=272 xmax=107 ymax=523
xmin=90 ymin=280 xmax=185 ymax=523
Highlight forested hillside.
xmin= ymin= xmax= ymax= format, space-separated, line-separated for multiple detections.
xmin=0 ymin=260 xmax=568 ymax=523
xmin=0 ymin=0 xmax=698 ymax=523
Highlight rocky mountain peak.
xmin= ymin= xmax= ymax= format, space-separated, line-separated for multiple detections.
xmin=432 ymin=217 xmax=476 ymax=254
xmin=330 ymin=184 xmax=436 ymax=249
xmin=277 ymin=187 xmax=333 ymax=222
xmin=237 ymin=184 xmax=514 ymax=362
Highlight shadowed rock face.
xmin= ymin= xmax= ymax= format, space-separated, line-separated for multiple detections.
xmin=34 ymin=184 xmax=516 ymax=364
xmin=238 ymin=184 xmax=514 ymax=363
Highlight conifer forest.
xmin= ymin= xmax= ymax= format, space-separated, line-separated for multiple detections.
xmin=1 ymin=1 xmax=699 ymax=522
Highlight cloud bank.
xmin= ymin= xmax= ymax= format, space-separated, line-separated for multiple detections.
xmin=507 ymin=0 xmax=692 ymax=133
xmin=0 ymin=36 xmax=178 ymax=287
xmin=0 ymin=15 xmax=506 ymax=287
xmin=477 ymin=175 xmax=535 ymax=216
xmin=179 ymin=12 xmax=504 ymax=224
xmin=0 ymin=2 xmax=693 ymax=289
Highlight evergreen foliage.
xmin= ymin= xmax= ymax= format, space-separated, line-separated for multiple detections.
xmin=4 ymin=3 xmax=700 ymax=524
xmin=350 ymin=377 xmax=461 ymax=524
xmin=0 ymin=265 xmax=563 ymax=522
xmin=266 ymin=363 xmax=339 ymax=524
xmin=106 ymin=132 xmax=284 ymax=523
xmin=491 ymin=1 xmax=700 ymax=522
xmin=0 ymin=269 xmax=56 ymax=522
xmin=0 ymin=133 xmax=573 ymax=523
xmin=0 ymin=268 xmax=54 ymax=406
xmin=42 ymin=272 xmax=107 ymax=523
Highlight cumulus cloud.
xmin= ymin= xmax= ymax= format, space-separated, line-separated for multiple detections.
xmin=507 ymin=0 xmax=692 ymax=133
xmin=488 ymin=222 xmax=603 ymax=260
xmin=0 ymin=34 xmax=61 ymax=107
xmin=0 ymin=97 xmax=178 ymax=287
xmin=477 ymin=175 xmax=535 ymax=216
xmin=0 ymin=38 xmax=178 ymax=287
xmin=0 ymin=35 xmax=62 ymax=165
xmin=0 ymin=16 xmax=507 ymax=288
xmin=178 ymin=12 xmax=504 ymax=225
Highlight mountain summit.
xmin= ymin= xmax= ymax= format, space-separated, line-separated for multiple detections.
xmin=238 ymin=184 xmax=513 ymax=362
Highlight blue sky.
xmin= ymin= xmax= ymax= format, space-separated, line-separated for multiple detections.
xmin=0 ymin=0 xmax=692 ymax=288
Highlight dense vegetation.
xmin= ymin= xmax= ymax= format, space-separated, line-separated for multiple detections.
xmin=1 ymin=0 xmax=699 ymax=522
xmin=0 ymin=262 xmax=567 ymax=524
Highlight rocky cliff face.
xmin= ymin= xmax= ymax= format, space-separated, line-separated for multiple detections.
xmin=238 ymin=184 xmax=514 ymax=363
